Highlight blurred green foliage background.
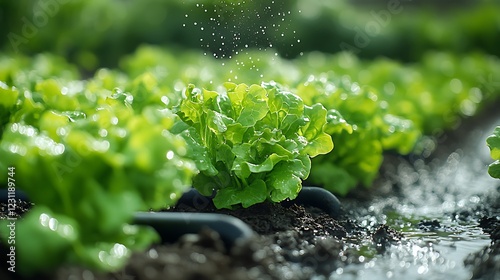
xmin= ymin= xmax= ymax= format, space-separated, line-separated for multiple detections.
xmin=1 ymin=0 xmax=499 ymax=71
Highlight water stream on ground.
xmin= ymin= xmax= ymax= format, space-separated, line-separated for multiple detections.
xmin=333 ymin=108 xmax=500 ymax=279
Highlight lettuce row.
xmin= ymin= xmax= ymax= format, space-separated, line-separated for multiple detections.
xmin=0 ymin=53 xmax=80 ymax=91
xmin=119 ymin=47 xmax=500 ymax=132
xmin=174 ymin=82 xmax=332 ymax=208
xmin=487 ymin=126 xmax=500 ymax=179
xmin=3 ymin=48 xmax=500 ymax=200
xmin=331 ymin=52 xmax=500 ymax=135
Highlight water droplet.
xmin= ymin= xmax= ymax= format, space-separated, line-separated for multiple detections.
xmin=166 ymin=150 xmax=175 ymax=160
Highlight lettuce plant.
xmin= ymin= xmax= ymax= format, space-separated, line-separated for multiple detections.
xmin=0 ymin=76 xmax=196 ymax=274
xmin=295 ymin=74 xmax=420 ymax=195
xmin=174 ymin=82 xmax=333 ymax=208
xmin=487 ymin=126 xmax=500 ymax=179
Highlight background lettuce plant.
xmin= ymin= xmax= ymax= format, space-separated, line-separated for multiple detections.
xmin=295 ymin=75 xmax=420 ymax=195
xmin=0 ymin=70 xmax=196 ymax=274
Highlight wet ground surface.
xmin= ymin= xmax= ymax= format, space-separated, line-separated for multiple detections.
xmin=336 ymin=102 xmax=500 ymax=280
xmin=1 ymin=104 xmax=500 ymax=279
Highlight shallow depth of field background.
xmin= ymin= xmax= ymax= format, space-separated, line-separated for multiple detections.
xmin=1 ymin=0 xmax=499 ymax=71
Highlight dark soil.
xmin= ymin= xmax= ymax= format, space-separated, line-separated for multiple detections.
xmin=464 ymin=198 xmax=500 ymax=280
xmin=479 ymin=216 xmax=500 ymax=241
xmin=0 ymin=199 xmax=32 ymax=219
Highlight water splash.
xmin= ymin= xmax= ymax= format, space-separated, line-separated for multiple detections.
xmin=182 ymin=1 xmax=301 ymax=82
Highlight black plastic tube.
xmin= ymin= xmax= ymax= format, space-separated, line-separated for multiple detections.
xmin=293 ymin=186 xmax=342 ymax=219
xmin=0 ymin=185 xmax=341 ymax=247
xmin=176 ymin=186 xmax=343 ymax=219
xmin=133 ymin=212 xmax=254 ymax=249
